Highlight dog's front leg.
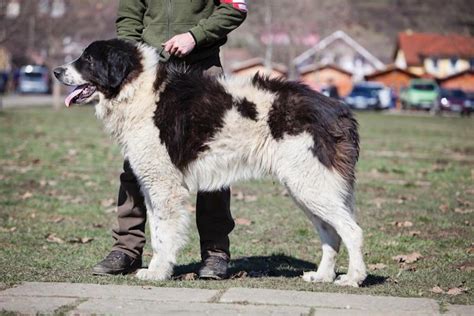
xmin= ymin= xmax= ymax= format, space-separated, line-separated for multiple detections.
xmin=123 ymin=134 xmax=190 ymax=281
xmin=135 ymin=177 xmax=190 ymax=281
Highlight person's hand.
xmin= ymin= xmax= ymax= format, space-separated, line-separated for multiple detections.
xmin=162 ymin=32 xmax=196 ymax=57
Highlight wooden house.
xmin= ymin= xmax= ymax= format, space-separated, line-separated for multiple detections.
xmin=365 ymin=65 xmax=420 ymax=93
xmin=438 ymin=70 xmax=474 ymax=92
xmin=299 ymin=64 xmax=353 ymax=97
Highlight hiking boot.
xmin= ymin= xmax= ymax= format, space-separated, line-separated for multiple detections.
xmin=92 ymin=250 xmax=142 ymax=275
xmin=198 ymin=251 xmax=229 ymax=280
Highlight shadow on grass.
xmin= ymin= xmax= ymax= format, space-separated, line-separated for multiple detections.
xmin=175 ymin=253 xmax=316 ymax=278
xmin=174 ymin=253 xmax=387 ymax=286
xmin=360 ymin=274 xmax=388 ymax=287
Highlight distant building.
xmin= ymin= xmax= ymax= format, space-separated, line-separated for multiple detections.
xmin=394 ymin=31 xmax=474 ymax=78
xmin=299 ymin=64 xmax=353 ymax=97
xmin=437 ymin=70 xmax=474 ymax=91
xmin=365 ymin=65 xmax=420 ymax=94
xmin=293 ymin=30 xmax=385 ymax=81
xmin=231 ymin=58 xmax=287 ymax=79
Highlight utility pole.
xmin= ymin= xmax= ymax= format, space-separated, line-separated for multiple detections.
xmin=264 ymin=0 xmax=272 ymax=71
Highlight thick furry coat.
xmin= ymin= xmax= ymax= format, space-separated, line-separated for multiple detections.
xmin=54 ymin=39 xmax=367 ymax=287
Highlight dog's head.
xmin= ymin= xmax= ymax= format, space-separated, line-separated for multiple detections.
xmin=54 ymin=39 xmax=142 ymax=107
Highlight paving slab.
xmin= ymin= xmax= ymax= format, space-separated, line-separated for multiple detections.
xmin=310 ymin=308 xmax=438 ymax=316
xmin=220 ymin=288 xmax=439 ymax=314
xmin=0 ymin=296 xmax=78 ymax=314
xmin=72 ymin=299 xmax=310 ymax=316
xmin=0 ymin=282 xmax=218 ymax=303
xmin=445 ymin=304 xmax=474 ymax=316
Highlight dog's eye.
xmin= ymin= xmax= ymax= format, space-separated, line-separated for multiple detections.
xmin=84 ymin=55 xmax=93 ymax=64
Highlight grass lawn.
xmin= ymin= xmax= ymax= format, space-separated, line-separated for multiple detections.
xmin=0 ymin=106 xmax=473 ymax=305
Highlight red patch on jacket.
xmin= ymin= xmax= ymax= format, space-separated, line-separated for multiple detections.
xmin=220 ymin=0 xmax=247 ymax=12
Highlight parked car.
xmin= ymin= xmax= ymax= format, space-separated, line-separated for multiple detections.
xmin=435 ymin=89 xmax=472 ymax=116
xmin=344 ymin=83 xmax=391 ymax=110
xmin=400 ymin=79 xmax=439 ymax=110
xmin=321 ymin=85 xmax=340 ymax=100
xmin=464 ymin=92 xmax=474 ymax=114
xmin=0 ymin=72 xmax=7 ymax=94
xmin=17 ymin=65 xmax=50 ymax=94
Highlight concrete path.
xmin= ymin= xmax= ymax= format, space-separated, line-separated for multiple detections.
xmin=0 ymin=94 xmax=55 ymax=108
xmin=0 ymin=282 xmax=472 ymax=315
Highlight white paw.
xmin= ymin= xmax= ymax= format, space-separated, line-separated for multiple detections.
xmin=136 ymin=268 xmax=170 ymax=281
xmin=334 ymin=274 xmax=360 ymax=287
xmin=302 ymin=271 xmax=336 ymax=283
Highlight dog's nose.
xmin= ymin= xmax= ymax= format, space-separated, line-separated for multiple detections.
xmin=53 ymin=67 xmax=64 ymax=79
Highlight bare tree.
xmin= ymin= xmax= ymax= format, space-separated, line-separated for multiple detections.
xmin=0 ymin=0 xmax=37 ymax=45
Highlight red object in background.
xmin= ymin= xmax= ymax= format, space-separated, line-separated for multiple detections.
xmin=220 ymin=0 xmax=247 ymax=12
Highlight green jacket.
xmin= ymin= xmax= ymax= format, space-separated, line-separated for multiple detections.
xmin=116 ymin=0 xmax=247 ymax=63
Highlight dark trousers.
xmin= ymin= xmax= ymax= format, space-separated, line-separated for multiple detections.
xmin=111 ymin=58 xmax=234 ymax=260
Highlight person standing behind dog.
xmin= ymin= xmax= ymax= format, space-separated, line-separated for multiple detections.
xmin=92 ymin=0 xmax=247 ymax=279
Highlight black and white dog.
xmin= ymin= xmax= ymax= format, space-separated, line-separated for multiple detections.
xmin=54 ymin=39 xmax=366 ymax=287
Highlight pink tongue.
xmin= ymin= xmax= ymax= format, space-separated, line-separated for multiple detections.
xmin=65 ymin=87 xmax=84 ymax=107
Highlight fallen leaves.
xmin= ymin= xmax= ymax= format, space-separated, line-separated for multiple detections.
xmin=232 ymin=190 xmax=258 ymax=202
xmin=46 ymin=233 xmax=64 ymax=244
xmin=0 ymin=227 xmax=17 ymax=233
xmin=391 ymin=221 xmax=413 ymax=228
xmin=46 ymin=234 xmax=93 ymax=244
xmin=439 ymin=204 xmax=450 ymax=213
xmin=447 ymin=287 xmax=468 ymax=296
xmin=68 ymin=237 xmax=94 ymax=244
xmin=235 ymin=218 xmax=252 ymax=226
xmin=368 ymin=263 xmax=387 ymax=271
xmin=431 ymin=286 xmax=469 ymax=296
xmin=430 ymin=286 xmax=444 ymax=294
xmin=21 ymin=191 xmax=33 ymax=200
xmin=230 ymin=271 xmax=248 ymax=279
xmin=457 ymin=261 xmax=474 ymax=272
xmin=49 ymin=216 xmax=65 ymax=224
xmin=454 ymin=208 xmax=473 ymax=214
xmin=174 ymin=273 xmax=197 ymax=281
xmin=392 ymin=252 xmax=422 ymax=264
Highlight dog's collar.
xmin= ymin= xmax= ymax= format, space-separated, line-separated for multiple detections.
xmin=158 ymin=48 xmax=171 ymax=63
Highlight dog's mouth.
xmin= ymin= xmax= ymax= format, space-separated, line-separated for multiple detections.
xmin=65 ymin=84 xmax=97 ymax=107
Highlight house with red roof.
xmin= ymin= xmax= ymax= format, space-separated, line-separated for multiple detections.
xmin=394 ymin=31 xmax=474 ymax=78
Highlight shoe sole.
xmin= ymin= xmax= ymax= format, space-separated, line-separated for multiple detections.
xmin=198 ymin=273 xmax=226 ymax=280
xmin=92 ymin=267 xmax=141 ymax=276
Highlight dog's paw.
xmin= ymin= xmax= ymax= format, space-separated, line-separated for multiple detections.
xmin=302 ymin=271 xmax=335 ymax=283
xmin=333 ymin=274 xmax=360 ymax=287
xmin=135 ymin=268 xmax=170 ymax=281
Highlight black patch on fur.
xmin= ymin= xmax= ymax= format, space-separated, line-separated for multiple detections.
xmin=74 ymin=39 xmax=142 ymax=99
xmin=235 ymin=98 xmax=258 ymax=121
xmin=153 ymin=62 xmax=234 ymax=170
xmin=252 ymin=74 xmax=360 ymax=184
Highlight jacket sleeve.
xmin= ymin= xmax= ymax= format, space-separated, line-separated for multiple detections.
xmin=189 ymin=1 xmax=247 ymax=47
xmin=116 ymin=0 xmax=147 ymax=41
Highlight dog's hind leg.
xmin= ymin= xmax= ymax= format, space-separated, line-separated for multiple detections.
xmin=281 ymin=166 xmax=366 ymax=287
xmin=301 ymin=214 xmax=340 ymax=283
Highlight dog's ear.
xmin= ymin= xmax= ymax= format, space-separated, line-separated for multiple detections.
xmin=107 ymin=49 xmax=133 ymax=89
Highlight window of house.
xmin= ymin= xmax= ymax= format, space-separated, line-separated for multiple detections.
xmin=450 ymin=57 xmax=458 ymax=70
